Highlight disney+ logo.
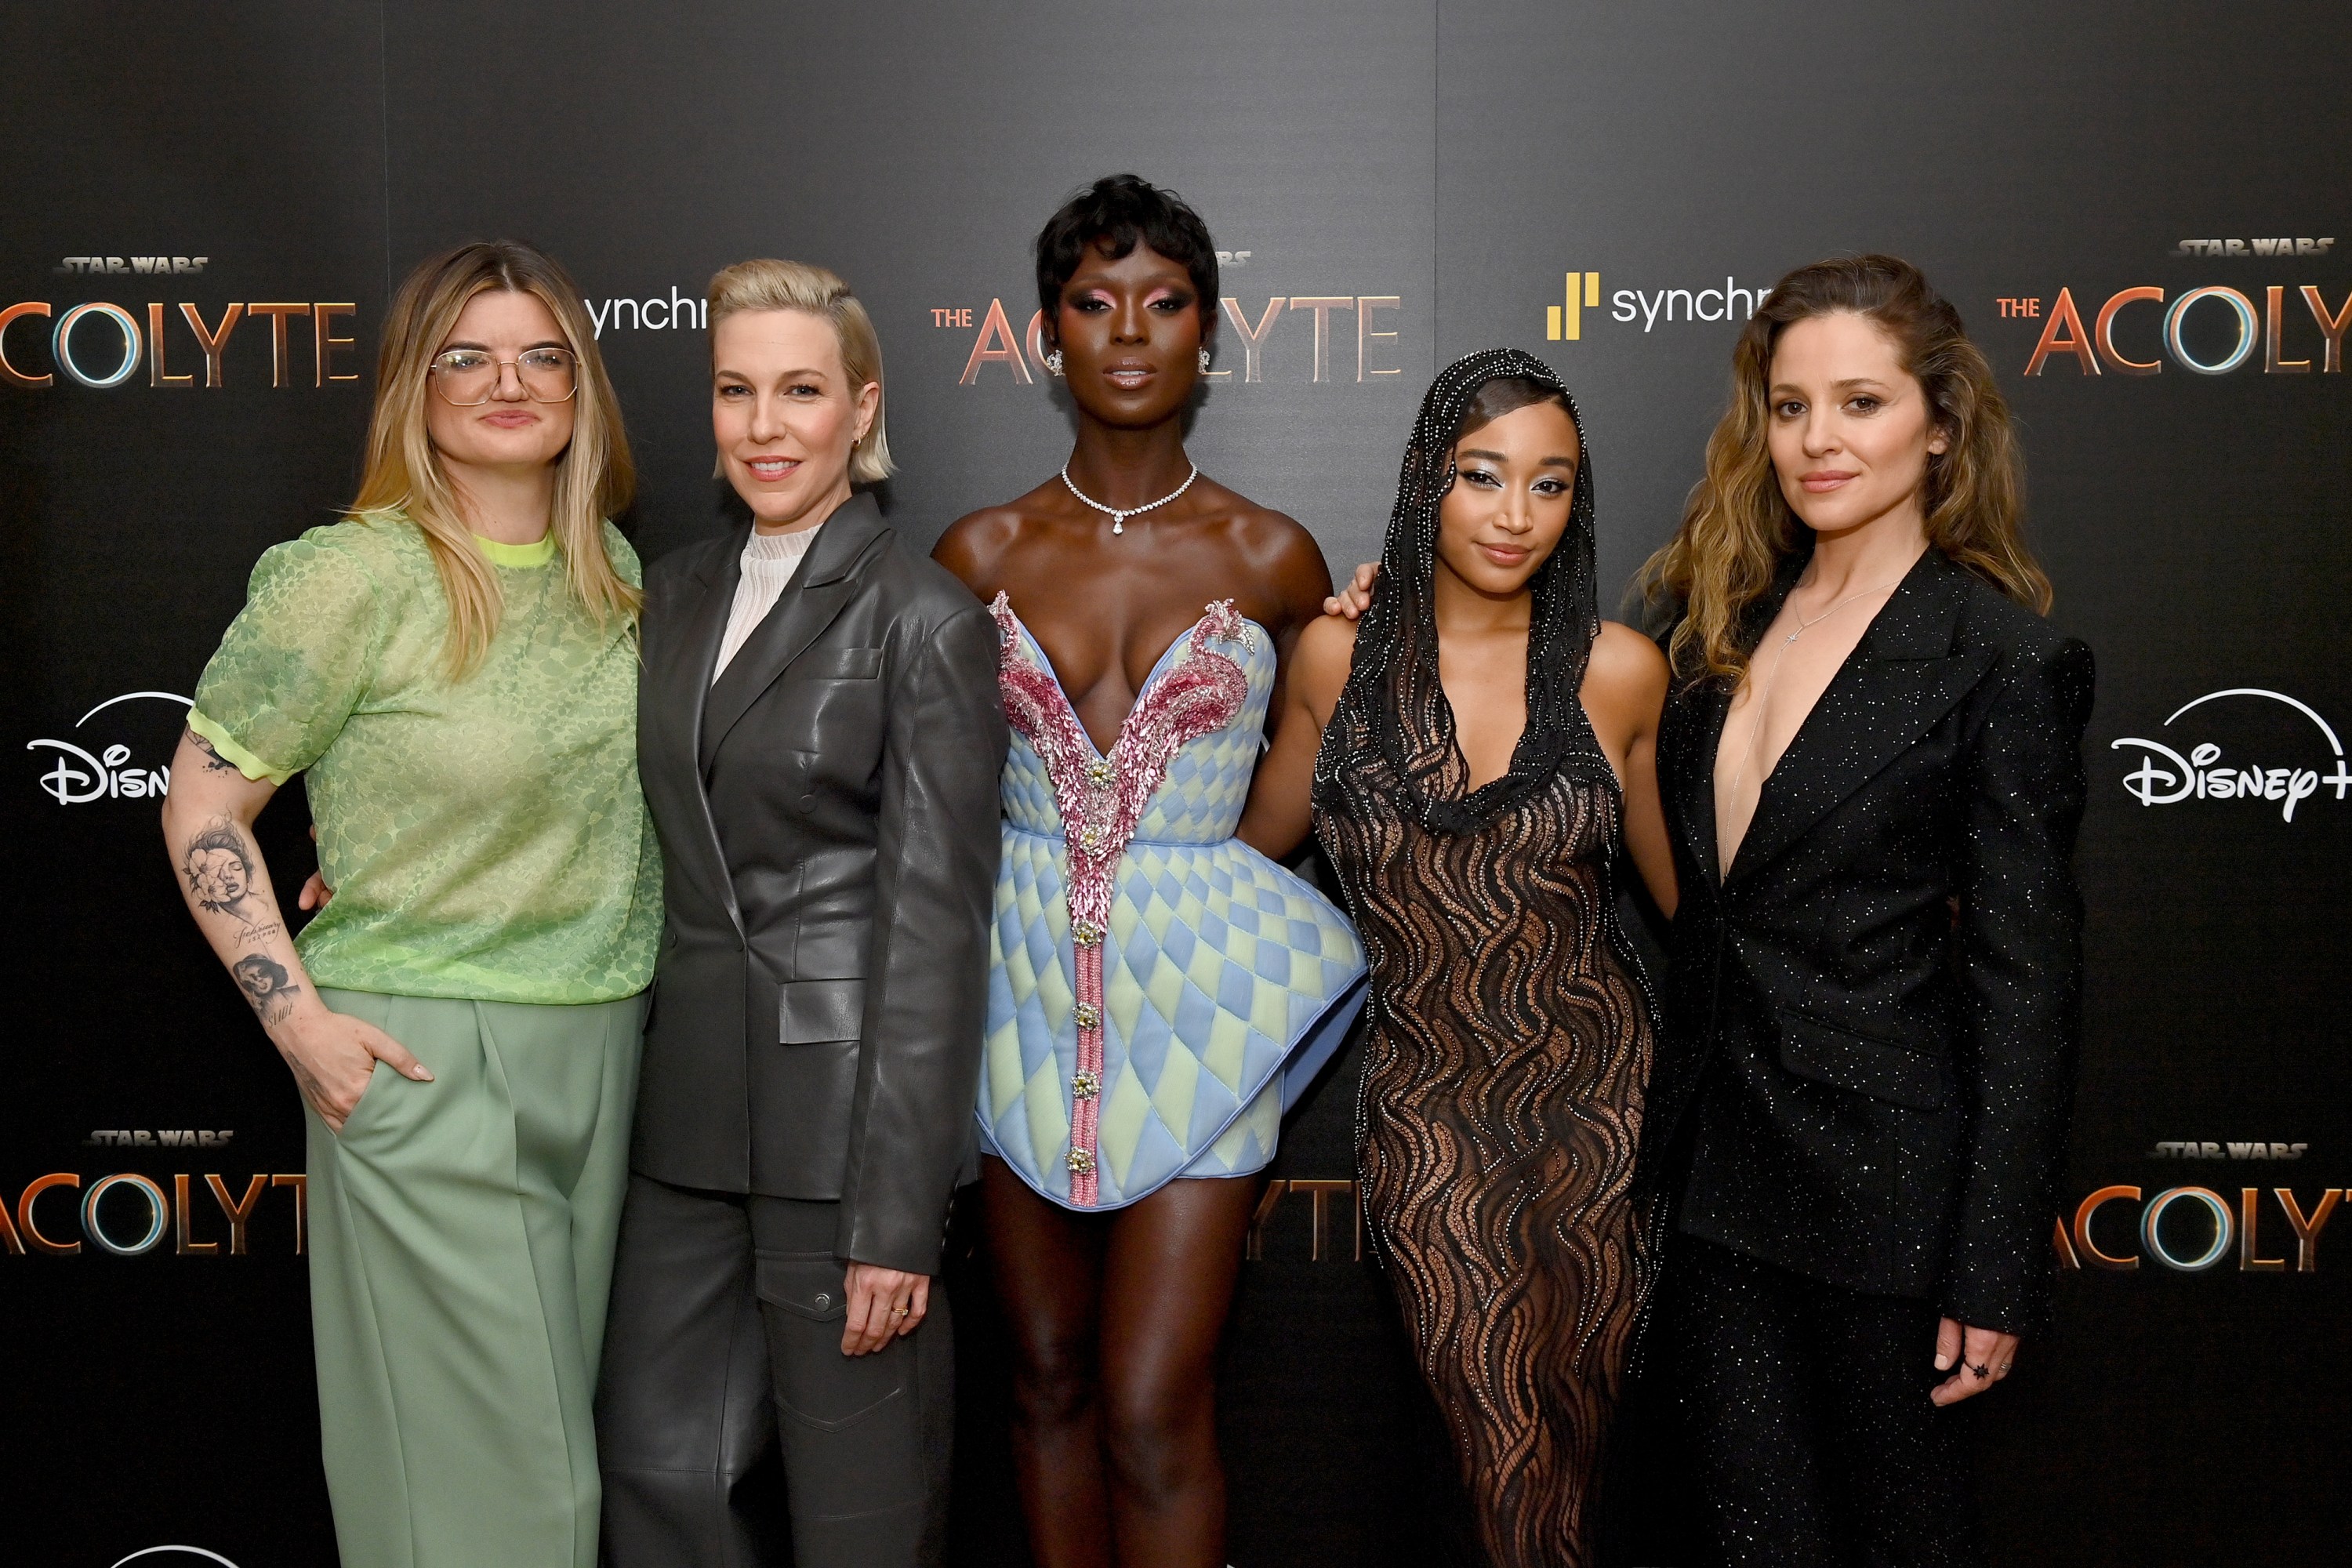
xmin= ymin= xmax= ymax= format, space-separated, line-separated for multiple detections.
xmin=27 ymin=691 xmax=187 ymax=804
xmin=2111 ymin=688 xmax=2351 ymax=822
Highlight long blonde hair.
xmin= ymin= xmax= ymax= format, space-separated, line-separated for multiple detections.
xmin=350 ymin=241 xmax=638 ymax=677
xmin=706 ymin=258 xmax=893 ymax=483
xmin=1639 ymin=254 xmax=2050 ymax=682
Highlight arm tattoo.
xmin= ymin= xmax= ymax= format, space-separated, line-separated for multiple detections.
xmin=230 ymin=953 xmax=302 ymax=1025
xmin=183 ymin=726 xmax=237 ymax=772
xmin=181 ymin=816 xmax=280 ymax=942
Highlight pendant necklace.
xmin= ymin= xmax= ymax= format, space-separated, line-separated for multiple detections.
xmin=1726 ymin=574 xmax=1907 ymax=801
xmin=1061 ymin=462 xmax=1197 ymax=535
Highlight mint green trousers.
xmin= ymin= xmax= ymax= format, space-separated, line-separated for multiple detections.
xmin=305 ymin=989 xmax=644 ymax=1568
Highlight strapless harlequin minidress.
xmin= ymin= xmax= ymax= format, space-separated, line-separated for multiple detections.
xmin=976 ymin=596 xmax=1368 ymax=1210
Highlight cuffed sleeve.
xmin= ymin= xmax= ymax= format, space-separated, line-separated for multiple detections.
xmin=835 ymin=604 xmax=1009 ymax=1274
xmin=1941 ymin=635 xmax=2095 ymax=1335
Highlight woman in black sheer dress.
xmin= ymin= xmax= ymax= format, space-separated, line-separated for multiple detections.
xmin=1242 ymin=350 xmax=1675 ymax=1566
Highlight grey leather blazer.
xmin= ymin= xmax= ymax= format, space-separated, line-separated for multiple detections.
xmin=633 ymin=494 xmax=1008 ymax=1274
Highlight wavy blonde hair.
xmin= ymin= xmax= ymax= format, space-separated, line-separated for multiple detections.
xmin=706 ymin=258 xmax=893 ymax=483
xmin=1639 ymin=254 xmax=2050 ymax=681
xmin=350 ymin=241 xmax=638 ymax=677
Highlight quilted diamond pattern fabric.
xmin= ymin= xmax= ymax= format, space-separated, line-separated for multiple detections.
xmin=979 ymin=613 xmax=1368 ymax=1208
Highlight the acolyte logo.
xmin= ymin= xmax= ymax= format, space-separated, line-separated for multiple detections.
xmin=3 ymin=1171 xmax=307 ymax=1258
xmin=28 ymin=690 xmax=189 ymax=806
xmin=935 ymin=292 xmax=1404 ymax=385
xmin=2110 ymin=688 xmax=2350 ymax=822
xmin=0 ymin=298 xmax=359 ymax=389
xmin=2060 ymin=1184 xmax=2339 ymax=1274
xmin=1245 ymin=1178 xmax=1365 ymax=1261
xmin=2003 ymin=282 xmax=2352 ymax=376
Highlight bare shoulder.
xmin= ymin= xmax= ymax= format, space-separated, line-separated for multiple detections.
xmin=1222 ymin=490 xmax=1324 ymax=569
xmin=1290 ymin=611 xmax=1359 ymax=719
xmin=1582 ymin=621 xmax=1670 ymax=722
xmin=1198 ymin=480 xmax=1334 ymax=622
xmin=932 ymin=482 xmax=1059 ymax=590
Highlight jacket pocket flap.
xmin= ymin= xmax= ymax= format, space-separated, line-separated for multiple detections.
xmin=780 ymin=978 xmax=866 ymax=1044
xmin=797 ymin=647 xmax=882 ymax=681
xmin=755 ymin=1255 xmax=848 ymax=1321
xmin=1778 ymin=1009 xmax=1947 ymax=1110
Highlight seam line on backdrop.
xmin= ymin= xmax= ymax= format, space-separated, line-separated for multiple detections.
xmin=378 ymin=1 xmax=393 ymax=300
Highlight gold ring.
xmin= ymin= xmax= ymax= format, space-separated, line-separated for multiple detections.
xmin=891 ymin=1306 xmax=909 ymax=1316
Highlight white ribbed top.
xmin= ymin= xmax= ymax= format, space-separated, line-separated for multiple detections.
xmin=713 ymin=524 xmax=822 ymax=682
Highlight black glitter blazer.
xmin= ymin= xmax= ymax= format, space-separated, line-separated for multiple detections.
xmin=1645 ymin=546 xmax=2095 ymax=1338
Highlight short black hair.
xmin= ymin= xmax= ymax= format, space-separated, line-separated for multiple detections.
xmin=1034 ymin=174 xmax=1219 ymax=336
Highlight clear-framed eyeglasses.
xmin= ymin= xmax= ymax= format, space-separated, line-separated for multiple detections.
xmin=428 ymin=347 xmax=579 ymax=406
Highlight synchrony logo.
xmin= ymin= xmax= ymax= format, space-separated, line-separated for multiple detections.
xmin=1540 ymin=267 xmax=1770 ymax=339
xmin=27 ymin=691 xmax=188 ymax=805
xmin=107 ymin=1549 xmax=242 ymax=1567
xmin=2111 ymin=688 xmax=2350 ymax=822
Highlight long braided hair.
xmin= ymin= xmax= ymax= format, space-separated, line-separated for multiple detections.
xmin=1317 ymin=347 xmax=1601 ymax=836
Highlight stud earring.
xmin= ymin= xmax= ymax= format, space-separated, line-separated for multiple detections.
xmin=1044 ymin=350 xmax=1064 ymax=377
xmin=1198 ymin=348 xmax=1212 ymax=373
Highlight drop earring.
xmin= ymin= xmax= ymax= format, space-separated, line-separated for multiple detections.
xmin=1044 ymin=350 xmax=1064 ymax=377
xmin=1198 ymin=348 xmax=1212 ymax=373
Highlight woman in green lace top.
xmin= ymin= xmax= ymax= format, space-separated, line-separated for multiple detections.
xmin=160 ymin=241 xmax=658 ymax=1568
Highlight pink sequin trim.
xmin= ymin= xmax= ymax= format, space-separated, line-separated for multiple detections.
xmin=990 ymin=593 xmax=1250 ymax=1205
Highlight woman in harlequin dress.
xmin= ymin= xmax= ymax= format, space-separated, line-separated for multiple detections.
xmin=933 ymin=173 xmax=1367 ymax=1568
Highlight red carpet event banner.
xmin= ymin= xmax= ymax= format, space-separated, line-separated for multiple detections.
xmin=4 ymin=3 xmax=2345 ymax=1564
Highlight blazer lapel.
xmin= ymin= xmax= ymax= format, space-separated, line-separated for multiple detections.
xmin=1675 ymin=681 xmax=1733 ymax=888
xmin=652 ymin=532 xmax=750 ymax=937
xmin=699 ymin=492 xmax=888 ymax=773
xmin=1726 ymin=550 xmax=1994 ymax=887
xmin=1671 ymin=551 xmax=1804 ymax=889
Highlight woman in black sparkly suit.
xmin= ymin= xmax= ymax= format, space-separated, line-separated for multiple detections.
xmin=1244 ymin=350 xmax=1677 ymax=1567
xmin=1635 ymin=255 xmax=2094 ymax=1565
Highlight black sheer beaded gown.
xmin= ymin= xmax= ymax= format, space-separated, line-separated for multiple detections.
xmin=1311 ymin=350 xmax=1657 ymax=1568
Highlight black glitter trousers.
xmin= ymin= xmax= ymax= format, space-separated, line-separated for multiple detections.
xmin=1654 ymin=1234 xmax=1980 ymax=1567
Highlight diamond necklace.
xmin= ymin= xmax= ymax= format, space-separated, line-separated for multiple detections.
xmin=1060 ymin=462 xmax=1197 ymax=535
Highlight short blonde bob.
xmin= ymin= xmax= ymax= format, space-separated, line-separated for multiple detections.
xmin=706 ymin=258 xmax=894 ymax=484
xmin=351 ymin=241 xmax=638 ymax=677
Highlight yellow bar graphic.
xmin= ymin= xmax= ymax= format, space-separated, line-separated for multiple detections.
xmin=1548 ymin=271 xmax=1602 ymax=341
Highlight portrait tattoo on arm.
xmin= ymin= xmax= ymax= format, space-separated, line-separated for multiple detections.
xmin=183 ymin=726 xmax=237 ymax=772
xmin=230 ymin=953 xmax=302 ymax=1025
xmin=182 ymin=818 xmax=281 ymax=942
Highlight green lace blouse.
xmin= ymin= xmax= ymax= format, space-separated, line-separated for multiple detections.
xmin=190 ymin=516 xmax=661 ymax=1004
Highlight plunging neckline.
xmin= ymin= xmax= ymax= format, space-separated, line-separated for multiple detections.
xmin=1711 ymin=562 xmax=1919 ymax=879
xmin=999 ymin=601 xmax=1266 ymax=762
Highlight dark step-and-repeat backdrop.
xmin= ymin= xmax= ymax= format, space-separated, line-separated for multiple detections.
xmin=5 ymin=4 xmax=2346 ymax=1564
